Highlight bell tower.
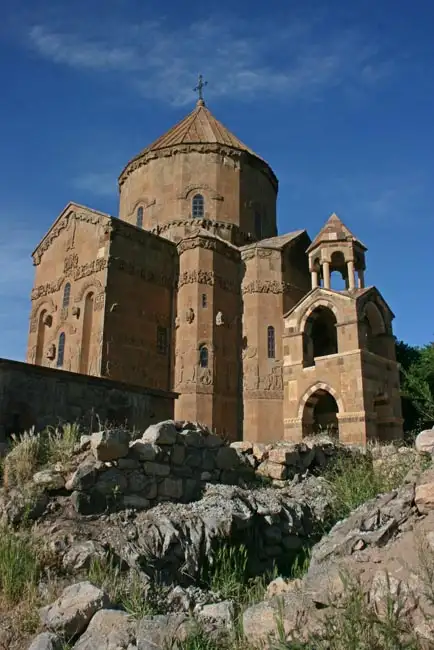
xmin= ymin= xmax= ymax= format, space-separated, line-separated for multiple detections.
xmin=306 ymin=213 xmax=366 ymax=291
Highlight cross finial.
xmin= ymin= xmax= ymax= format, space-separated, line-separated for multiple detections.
xmin=194 ymin=74 xmax=208 ymax=105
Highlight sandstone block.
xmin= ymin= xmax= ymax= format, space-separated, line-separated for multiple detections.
xmin=142 ymin=421 xmax=178 ymax=445
xmin=415 ymin=482 xmax=434 ymax=514
xmin=216 ymin=447 xmax=239 ymax=470
xmin=415 ymin=428 xmax=434 ymax=454
xmin=252 ymin=443 xmax=269 ymax=462
xmin=268 ymin=447 xmax=300 ymax=466
xmin=143 ymin=462 xmax=170 ymax=477
xmin=257 ymin=461 xmax=287 ymax=480
xmin=91 ymin=429 xmax=130 ymax=462
xmin=39 ymin=581 xmax=110 ymax=637
xmin=230 ymin=441 xmax=253 ymax=453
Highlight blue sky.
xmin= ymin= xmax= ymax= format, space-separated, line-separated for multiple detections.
xmin=1 ymin=0 xmax=433 ymax=360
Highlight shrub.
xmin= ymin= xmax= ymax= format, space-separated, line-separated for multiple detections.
xmin=3 ymin=428 xmax=44 ymax=488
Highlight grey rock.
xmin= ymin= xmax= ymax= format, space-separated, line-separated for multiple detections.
xmin=129 ymin=441 xmax=160 ymax=462
xmin=39 ymin=581 xmax=110 ymax=637
xmin=33 ymin=470 xmax=65 ymax=491
xmin=122 ymin=495 xmax=151 ymax=510
xmin=215 ymin=447 xmax=240 ymax=471
xmin=70 ymin=490 xmax=107 ymax=515
xmin=66 ymin=464 xmax=98 ymax=491
xmin=198 ymin=600 xmax=235 ymax=630
xmin=143 ymin=462 xmax=170 ymax=477
xmin=135 ymin=614 xmax=194 ymax=650
xmin=92 ymin=429 xmax=130 ymax=462
xmin=62 ymin=541 xmax=106 ymax=571
xmin=158 ymin=477 xmax=183 ymax=499
xmin=95 ymin=468 xmax=128 ymax=495
xmin=28 ymin=632 xmax=62 ymax=650
xmin=142 ymin=421 xmax=178 ymax=445
xmin=72 ymin=609 xmax=134 ymax=649
xmin=415 ymin=428 xmax=434 ymax=454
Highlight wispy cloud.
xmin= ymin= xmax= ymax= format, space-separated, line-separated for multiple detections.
xmin=72 ymin=172 xmax=117 ymax=197
xmin=26 ymin=15 xmax=394 ymax=106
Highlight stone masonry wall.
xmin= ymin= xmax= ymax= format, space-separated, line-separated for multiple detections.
xmin=65 ymin=421 xmax=348 ymax=516
xmin=0 ymin=359 xmax=175 ymax=441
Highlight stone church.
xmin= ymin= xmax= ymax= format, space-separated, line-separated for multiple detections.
xmin=26 ymin=93 xmax=403 ymax=445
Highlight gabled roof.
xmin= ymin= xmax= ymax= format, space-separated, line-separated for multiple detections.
xmin=241 ymin=230 xmax=308 ymax=253
xmin=307 ymin=213 xmax=366 ymax=253
xmin=32 ymin=202 xmax=112 ymax=258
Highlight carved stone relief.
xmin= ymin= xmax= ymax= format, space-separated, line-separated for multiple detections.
xmin=185 ymin=308 xmax=195 ymax=324
xmin=198 ymin=368 xmax=213 ymax=385
xmin=216 ymin=311 xmax=224 ymax=326
xmin=46 ymin=344 xmax=56 ymax=360
xmin=94 ymin=293 xmax=105 ymax=311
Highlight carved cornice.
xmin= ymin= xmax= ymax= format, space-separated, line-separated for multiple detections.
xmin=153 ymin=218 xmax=256 ymax=247
xmin=241 ymin=280 xmax=297 ymax=295
xmin=177 ymin=236 xmax=240 ymax=263
xmin=178 ymin=269 xmax=239 ymax=294
xmin=118 ymin=143 xmax=278 ymax=192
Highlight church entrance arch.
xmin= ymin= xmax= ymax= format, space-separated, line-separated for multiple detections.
xmin=301 ymin=388 xmax=340 ymax=438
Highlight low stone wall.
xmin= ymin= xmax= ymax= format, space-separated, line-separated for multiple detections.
xmin=57 ymin=421 xmax=349 ymax=515
xmin=0 ymin=358 xmax=176 ymax=441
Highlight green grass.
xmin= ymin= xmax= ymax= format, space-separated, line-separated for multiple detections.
xmin=323 ymin=452 xmax=418 ymax=522
xmin=88 ymin=555 xmax=167 ymax=618
xmin=0 ymin=527 xmax=42 ymax=605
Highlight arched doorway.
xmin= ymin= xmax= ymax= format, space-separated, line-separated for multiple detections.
xmin=303 ymin=306 xmax=338 ymax=367
xmin=302 ymin=388 xmax=339 ymax=438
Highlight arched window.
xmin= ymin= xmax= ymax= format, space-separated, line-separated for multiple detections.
xmin=62 ymin=283 xmax=71 ymax=309
xmin=136 ymin=206 xmax=144 ymax=228
xmin=192 ymin=194 xmax=204 ymax=218
xmin=199 ymin=345 xmax=209 ymax=368
xmin=267 ymin=326 xmax=275 ymax=359
xmin=79 ymin=292 xmax=94 ymax=373
xmin=57 ymin=332 xmax=65 ymax=368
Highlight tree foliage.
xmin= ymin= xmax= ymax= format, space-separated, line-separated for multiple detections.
xmin=395 ymin=339 xmax=434 ymax=433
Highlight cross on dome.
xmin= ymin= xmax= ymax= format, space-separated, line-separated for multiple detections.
xmin=193 ymin=74 xmax=208 ymax=106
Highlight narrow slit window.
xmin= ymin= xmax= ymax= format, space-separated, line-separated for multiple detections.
xmin=57 ymin=332 xmax=66 ymax=368
xmin=62 ymin=283 xmax=71 ymax=309
xmin=136 ymin=206 xmax=144 ymax=228
xmin=157 ymin=326 xmax=168 ymax=355
xmin=267 ymin=326 xmax=275 ymax=359
xmin=199 ymin=345 xmax=208 ymax=368
xmin=192 ymin=194 xmax=204 ymax=218
xmin=201 ymin=293 xmax=207 ymax=308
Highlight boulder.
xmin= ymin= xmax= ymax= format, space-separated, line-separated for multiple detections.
xmin=135 ymin=614 xmax=194 ymax=649
xmin=266 ymin=577 xmax=302 ymax=598
xmin=198 ymin=600 xmax=235 ymax=630
xmin=72 ymin=609 xmax=134 ymax=649
xmin=122 ymin=495 xmax=151 ymax=510
xmin=415 ymin=428 xmax=434 ymax=454
xmin=28 ymin=632 xmax=62 ymax=650
xmin=39 ymin=581 xmax=110 ymax=637
xmin=33 ymin=470 xmax=65 ymax=491
xmin=268 ymin=446 xmax=300 ymax=466
xmin=91 ymin=429 xmax=130 ymax=462
xmin=257 ymin=461 xmax=287 ymax=480
xmin=142 ymin=421 xmax=178 ymax=445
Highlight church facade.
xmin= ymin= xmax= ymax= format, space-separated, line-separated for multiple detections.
xmin=26 ymin=97 xmax=403 ymax=445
